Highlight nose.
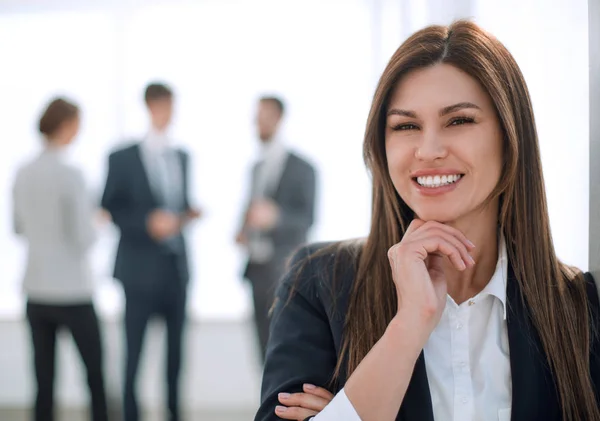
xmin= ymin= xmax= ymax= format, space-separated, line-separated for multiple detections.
xmin=415 ymin=129 xmax=448 ymax=161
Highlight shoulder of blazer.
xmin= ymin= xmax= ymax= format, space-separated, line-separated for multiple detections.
xmin=584 ymin=272 xmax=599 ymax=304
xmin=583 ymin=272 xmax=600 ymax=332
xmin=108 ymin=142 xmax=141 ymax=160
xmin=286 ymin=151 xmax=315 ymax=171
xmin=177 ymin=149 xmax=189 ymax=166
xmin=278 ymin=241 xmax=359 ymax=321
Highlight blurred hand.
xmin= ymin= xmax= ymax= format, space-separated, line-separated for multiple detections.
xmin=185 ymin=208 xmax=203 ymax=222
xmin=147 ymin=210 xmax=181 ymax=240
xmin=246 ymin=199 xmax=280 ymax=230
xmin=95 ymin=209 xmax=112 ymax=226
xmin=235 ymin=231 xmax=248 ymax=246
xmin=275 ymin=384 xmax=334 ymax=420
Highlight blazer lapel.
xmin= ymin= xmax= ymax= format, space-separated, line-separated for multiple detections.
xmin=506 ymin=264 xmax=558 ymax=421
xmin=270 ymin=152 xmax=291 ymax=200
xmin=178 ymin=150 xmax=189 ymax=209
xmin=397 ymin=352 xmax=434 ymax=421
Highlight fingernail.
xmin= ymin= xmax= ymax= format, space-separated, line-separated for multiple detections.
xmin=275 ymin=405 xmax=287 ymax=412
xmin=278 ymin=393 xmax=290 ymax=399
xmin=304 ymin=383 xmax=316 ymax=390
xmin=469 ymin=254 xmax=475 ymax=265
xmin=460 ymin=261 xmax=467 ymax=270
xmin=467 ymin=240 xmax=475 ymax=248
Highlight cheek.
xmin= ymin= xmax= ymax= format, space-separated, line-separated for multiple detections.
xmin=385 ymin=141 xmax=412 ymax=186
xmin=385 ymin=142 xmax=411 ymax=179
xmin=469 ymin=145 xmax=503 ymax=189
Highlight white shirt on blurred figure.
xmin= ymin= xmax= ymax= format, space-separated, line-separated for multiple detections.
xmin=140 ymin=129 xmax=183 ymax=210
xmin=252 ymin=135 xmax=289 ymax=199
xmin=247 ymin=135 xmax=289 ymax=263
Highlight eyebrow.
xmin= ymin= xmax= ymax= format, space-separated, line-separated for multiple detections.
xmin=387 ymin=102 xmax=481 ymax=118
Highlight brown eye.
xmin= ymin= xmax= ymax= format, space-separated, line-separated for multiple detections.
xmin=392 ymin=123 xmax=419 ymax=131
xmin=449 ymin=117 xmax=475 ymax=126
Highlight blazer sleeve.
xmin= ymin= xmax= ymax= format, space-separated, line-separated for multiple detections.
xmin=254 ymin=246 xmax=338 ymax=421
xmin=101 ymin=152 xmax=152 ymax=241
xmin=271 ymin=161 xmax=316 ymax=237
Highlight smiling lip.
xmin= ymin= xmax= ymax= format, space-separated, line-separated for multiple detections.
xmin=411 ymin=169 xmax=464 ymax=197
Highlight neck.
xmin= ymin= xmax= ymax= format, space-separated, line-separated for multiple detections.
xmin=147 ymin=127 xmax=169 ymax=148
xmin=442 ymin=201 xmax=500 ymax=304
xmin=46 ymin=138 xmax=68 ymax=148
xmin=150 ymin=125 xmax=167 ymax=136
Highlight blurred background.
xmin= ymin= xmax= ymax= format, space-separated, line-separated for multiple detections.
xmin=0 ymin=0 xmax=593 ymax=419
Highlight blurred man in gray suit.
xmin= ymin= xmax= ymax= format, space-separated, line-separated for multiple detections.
xmin=236 ymin=96 xmax=317 ymax=362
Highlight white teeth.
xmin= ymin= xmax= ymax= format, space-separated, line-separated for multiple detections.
xmin=416 ymin=174 xmax=462 ymax=188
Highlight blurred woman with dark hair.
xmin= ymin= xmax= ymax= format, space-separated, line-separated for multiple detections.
xmin=12 ymin=97 xmax=108 ymax=421
xmin=255 ymin=20 xmax=600 ymax=421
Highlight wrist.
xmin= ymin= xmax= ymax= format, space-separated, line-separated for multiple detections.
xmin=387 ymin=313 xmax=430 ymax=355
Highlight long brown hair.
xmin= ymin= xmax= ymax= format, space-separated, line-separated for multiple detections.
xmin=333 ymin=20 xmax=598 ymax=420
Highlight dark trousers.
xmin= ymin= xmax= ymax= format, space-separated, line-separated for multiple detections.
xmin=251 ymin=278 xmax=278 ymax=363
xmin=123 ymin=259 xmax=187 ymax=421
xmin=26 ymin=301 xmax=108 ymax=421
xmin=247 ymin=260 xmax=284 ymax=364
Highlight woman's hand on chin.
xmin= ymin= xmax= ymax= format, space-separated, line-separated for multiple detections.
xmin=388 ymin=219 xmax=476 ymax=339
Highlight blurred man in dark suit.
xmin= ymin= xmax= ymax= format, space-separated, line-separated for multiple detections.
xmin=101 ymin=82 xmax=200 ymax=421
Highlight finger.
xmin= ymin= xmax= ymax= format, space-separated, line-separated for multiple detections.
xmin=303 ymin=384 xmax=334 ymax=401
xmin=411 ymin=228 xmax=475 ymax=268
xmin=417 ymin=221 xmax=475 ymax=250
xmin=275 ymin=405 xmax=317 ymax=420
xmin=388 ymin=232 xmax=472 ymax=272
xmin=395 ymin=236 xmax=467 ymax=271
xmin=403 ymin=218 xmax=426 ymax=237
xmin=278 ymin=392 xmax=331 ymax=411
xmin=419 ymin=236 xmax=470 ymax=271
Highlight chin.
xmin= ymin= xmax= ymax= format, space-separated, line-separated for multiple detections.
xmin=411 ymin=207 xmax=461 ymax=224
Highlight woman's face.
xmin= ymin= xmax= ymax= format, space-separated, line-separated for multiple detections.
xmin=385 ymin=63 xmax=504 ymax=223
xmin=63 ymin=115 xmax=81 ymax=144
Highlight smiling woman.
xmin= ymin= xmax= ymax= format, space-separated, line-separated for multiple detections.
xmin=254 ymin=19 xmax=600 ymax=421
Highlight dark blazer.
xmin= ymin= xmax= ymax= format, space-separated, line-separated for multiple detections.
xmin=255 ymin=242 xmax=600 ymax=421
xmin=244 ymin=152 xmax=316 ymax=284
xmin=101 ymin=143 xmax=191 ymax=291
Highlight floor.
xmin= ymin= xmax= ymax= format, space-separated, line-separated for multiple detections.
xmin=0 ymin=407 xmax=256 ymax=421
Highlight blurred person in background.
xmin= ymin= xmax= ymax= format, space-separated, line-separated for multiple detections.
xmin=12 ymin=97 xmax=108 ymax=421
xmin=236 ymin=96 xmax=317 ymax=364
xmin=101 ymin=82 xmax=201 ymax=421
